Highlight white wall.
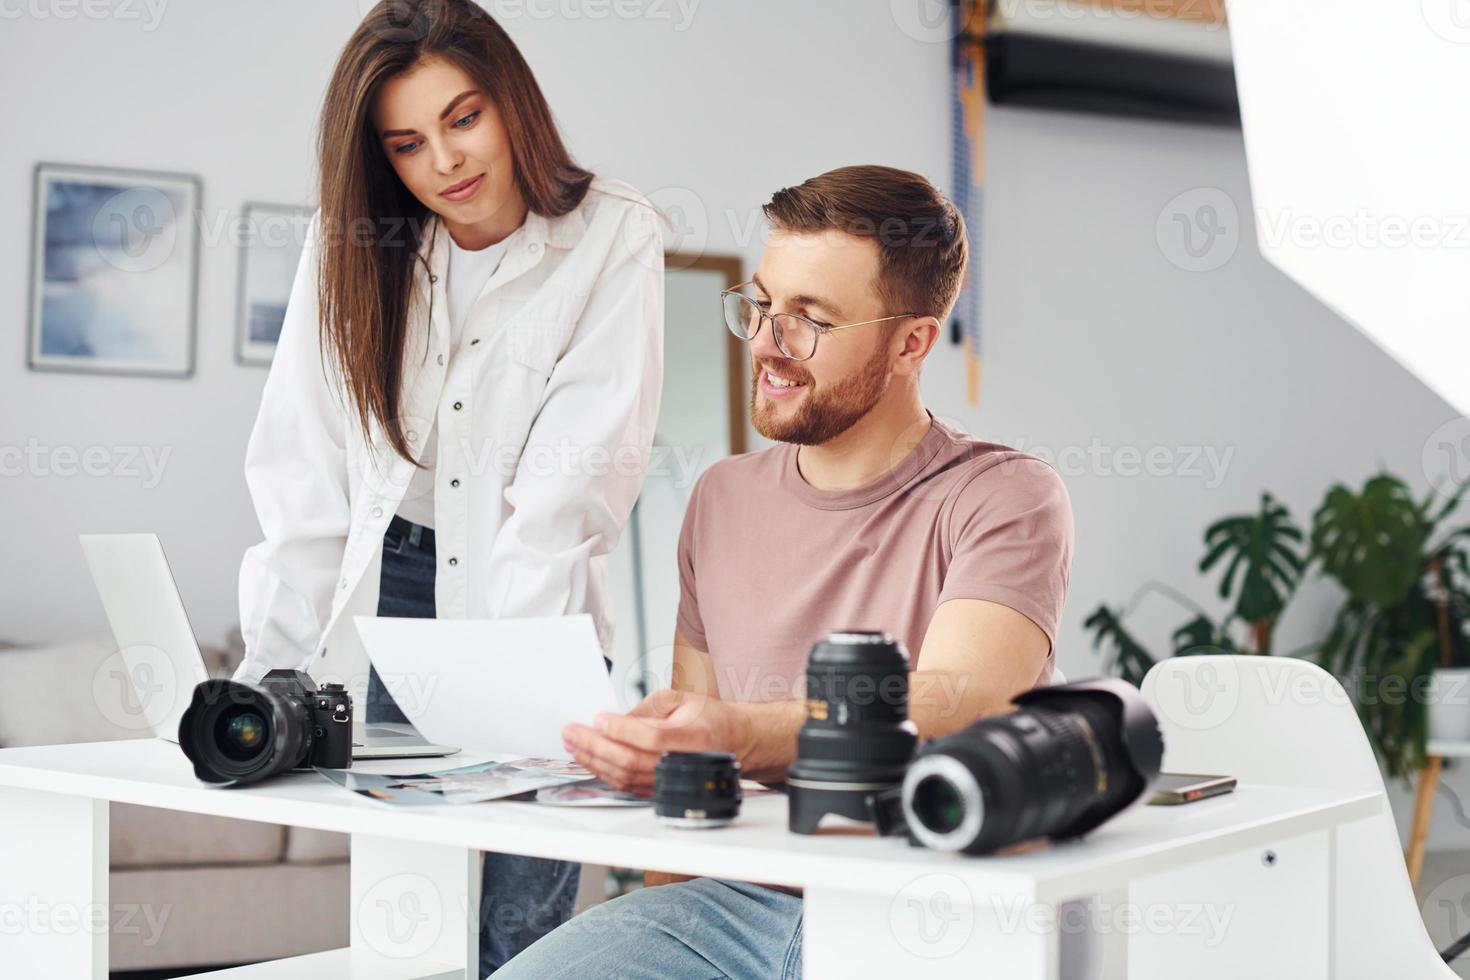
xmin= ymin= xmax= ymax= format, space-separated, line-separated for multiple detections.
xmin=0 ymin=0 xmax=948 ymax=647
xmin=2 ymin=3 xmax=1464 ymax=842
xmin=920 ymin=106 xmax=1462 ymax=844
xmin=930 ymin=105 xmax=1460 ymax=674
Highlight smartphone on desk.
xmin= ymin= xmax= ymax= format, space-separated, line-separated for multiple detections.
xmin=1148 ymin=772 xmax=1237 ymax=806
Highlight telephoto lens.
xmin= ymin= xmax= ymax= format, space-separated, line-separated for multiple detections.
xmin=787 ymin=630 xmax=918 ymax=834
xmin=653 ymin=751 xmax=742 ymax=828
xmin=178 ymin=669 xmax=353 ymax=786
xmin=897 ymin=677 xmax=1163 ymax=854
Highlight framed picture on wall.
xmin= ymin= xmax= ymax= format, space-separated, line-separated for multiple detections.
xmin=235 ymin=201 xmax=312 ymax=366
xmin=27 ymin=162 xmax=200 ymax=378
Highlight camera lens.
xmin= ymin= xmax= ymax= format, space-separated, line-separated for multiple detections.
xmin=179 ymin=679 xmax=311 ymax=786
xmin=653 ymin=751 xmax=742 ymax=828
xmin=787 ymin=630 xmax=917 ymax=834
xmin=900 ymin=678 xmax=1163 ymax=854
xmin=215 ymin=707 xmax=269 ymax=763
xmin=911 ymin=774 xmax=966 ymax=834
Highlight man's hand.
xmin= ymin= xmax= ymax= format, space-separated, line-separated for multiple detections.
xmin=563 ymin=598 xmax=1049 ymax=794
xmin=561 ymin=688 xmax=748 ymax=795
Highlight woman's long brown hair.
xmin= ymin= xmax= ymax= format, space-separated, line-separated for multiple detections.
xmin=315 ymin=0 xmax=593 ymax=466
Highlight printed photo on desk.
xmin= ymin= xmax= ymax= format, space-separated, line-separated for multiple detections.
xmin=315 ymin=756 xmax=591 ymax=806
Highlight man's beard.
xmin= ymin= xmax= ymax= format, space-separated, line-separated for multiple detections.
xmin=750 ymin=344 xmax=892 ymax=446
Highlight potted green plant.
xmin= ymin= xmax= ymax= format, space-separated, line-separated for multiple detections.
xmin=1085 ymin=492 xmax=1307 ymax=687
xmin=1310 ymin=475 xmax=1470 ymax=779
xmin=1086 ymin=475 xmax=1470 ymax=782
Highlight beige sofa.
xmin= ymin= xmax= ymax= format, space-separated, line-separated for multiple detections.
xmin=0 ymin=635 xmax=350 ymax=972
xmin=0 ymin=632 xmax=612 ymax=973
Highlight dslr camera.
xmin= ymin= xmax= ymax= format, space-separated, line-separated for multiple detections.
xmin=179 ymin=669 xmax=353 ymax=786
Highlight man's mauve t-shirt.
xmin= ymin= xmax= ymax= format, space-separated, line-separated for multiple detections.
xmin=676 ymin=413 xmax=1073 ymax=701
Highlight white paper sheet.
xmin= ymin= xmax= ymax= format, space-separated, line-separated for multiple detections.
xmin=353 ymin=614 xmax=618 ymax=759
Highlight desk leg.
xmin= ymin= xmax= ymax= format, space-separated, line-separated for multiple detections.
xmin=1096 ymin=884 xmax=1129 ymax=977
xmin=1408 ymin=755 xmax=1442 ymax=888
xmin=0 ymin=787 xmax=108 ymax=979
xmin=804 ymin=880 xmax=1059 ymax=979
xmin=350 ymin=834 xmax=480 ymax=976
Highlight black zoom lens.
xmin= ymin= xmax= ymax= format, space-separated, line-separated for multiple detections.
xmin=653 ymin=751 xmax=742 ymax=828
xmin=179 ymin=679 xmax=312 ymax=786
xmin=215 ymin=706 xmax=269 ymax=762
xmin=787 ymin=630 xmax=917 ymax=834
xmin=900 ymin=678 xmax=1164 ymax=854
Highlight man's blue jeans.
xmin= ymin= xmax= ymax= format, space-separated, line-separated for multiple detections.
xmin=366 ymin=516 xmax=580 ymax=977
xmin=495 ymin=877 xmax=805 ymax=979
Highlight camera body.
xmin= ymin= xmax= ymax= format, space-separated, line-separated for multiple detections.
xmin=179 ymin=669 xmax=353 ymax=786
xmin=260 ymin=669 xmax=354 ymax=770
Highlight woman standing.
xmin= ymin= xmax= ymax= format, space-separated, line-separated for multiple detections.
xmin=234 ymin=1 xmax=663 ymax=973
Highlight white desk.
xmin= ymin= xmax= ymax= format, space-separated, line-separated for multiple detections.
xmin=0 ymin=738 xmax=1380 ymax=979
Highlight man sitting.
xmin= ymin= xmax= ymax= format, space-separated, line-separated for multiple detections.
xmin=497 ymin=164 xmax=1073 ymax=979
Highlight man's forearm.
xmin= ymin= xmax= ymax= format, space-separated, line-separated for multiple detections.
xmin=729 ymin=699 xmax=808 ymax=782
xmin=718 ymin=666 xmax=1024 ymax=783
xmin=909 ymin=668 xmax=1024 ymax=739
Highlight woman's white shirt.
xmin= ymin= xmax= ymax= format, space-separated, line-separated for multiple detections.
xmin=447 ymin=231 xmax=511 ymax=352
xmin=396 ymin=232 xmax=510 ymax=529
xmin=234 ymin=176 xmax=664 ymax=686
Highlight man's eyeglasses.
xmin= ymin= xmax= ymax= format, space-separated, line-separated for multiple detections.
xmin=719 ymin=282 xmax=925 ymax=361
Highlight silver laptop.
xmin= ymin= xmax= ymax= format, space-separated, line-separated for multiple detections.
xmin=79 ymin=533 xmax=455 ymax=760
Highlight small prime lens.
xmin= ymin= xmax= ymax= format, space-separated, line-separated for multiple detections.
xmin=653 ymin=751 xmax=742 ymax=828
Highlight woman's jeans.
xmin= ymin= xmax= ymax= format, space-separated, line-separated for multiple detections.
xmin=366 ymin=516 xmax=581 ymax=978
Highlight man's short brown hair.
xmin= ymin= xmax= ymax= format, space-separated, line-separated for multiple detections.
xmin=761 ymin=165 xmax=969 ymax=324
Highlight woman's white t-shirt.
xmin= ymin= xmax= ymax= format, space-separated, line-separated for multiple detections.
xmin=395 ymin=232 xmax=510 ymax=529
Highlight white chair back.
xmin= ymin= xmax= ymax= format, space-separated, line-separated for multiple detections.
xmin=1140 ymin=654 xmax=1454 ymax=978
